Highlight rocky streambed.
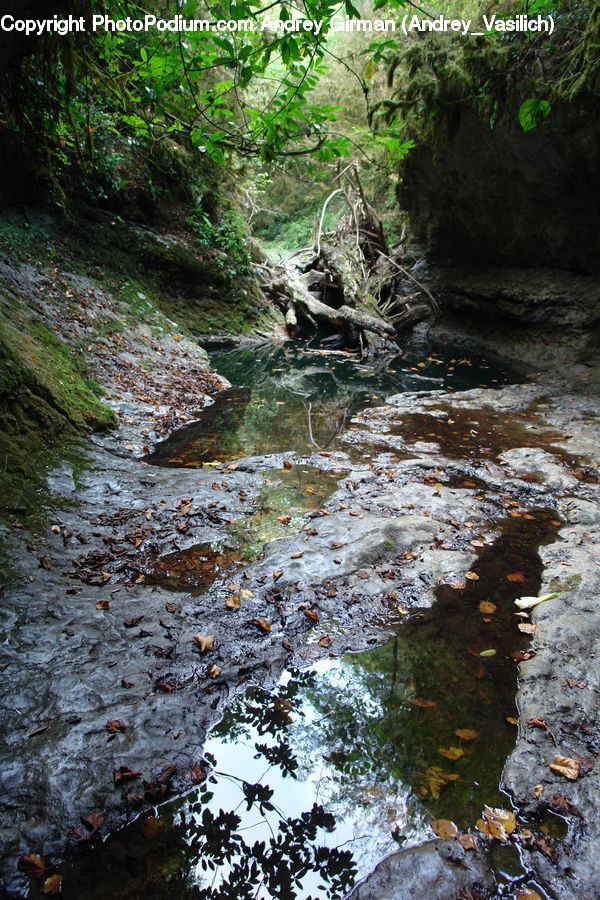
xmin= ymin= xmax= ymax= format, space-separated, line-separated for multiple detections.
xmin=0 ymin=345 xmax=598 ymax=899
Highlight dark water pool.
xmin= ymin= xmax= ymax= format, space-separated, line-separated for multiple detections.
xmin=146 ymin=341 xmax=518 ymax=467
xmin=43 ymin=509 xmax=563 ymax=899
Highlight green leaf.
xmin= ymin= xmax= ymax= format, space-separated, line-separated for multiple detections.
xmin=518 ymin=98 xmax=551 ymax=132
xmin=364 ymin=59 xmax=375 ymax=81
xmin=514 ymin=592 xmax=558 ymax=610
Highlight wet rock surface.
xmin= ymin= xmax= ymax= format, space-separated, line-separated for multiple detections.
xmin=0 ymin=367 xmax=598 ymax=898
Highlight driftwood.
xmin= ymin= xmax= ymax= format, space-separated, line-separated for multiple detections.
xmin=257 ymin=168 xmax=437 ymax=356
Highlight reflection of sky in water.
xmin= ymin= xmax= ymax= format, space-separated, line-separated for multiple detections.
xmin=187 ymin=658 xmax=430 ymax=897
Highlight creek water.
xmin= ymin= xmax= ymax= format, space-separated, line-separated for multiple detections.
xmin=40 ymin=341 xmax=563 ymax=900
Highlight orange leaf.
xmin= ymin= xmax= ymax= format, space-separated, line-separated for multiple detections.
xmin=411 ymin=698 xmax=437 ymax=708
xmin=506 ymin=572 xmax=526 ymax=583
xmin=455 ymin=728 xmax=478 ymax=740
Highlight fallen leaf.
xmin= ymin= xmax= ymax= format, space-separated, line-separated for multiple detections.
xmin=21 ymin=854 xmax=48 ymax=878
xmin=458 ymin=833 xmax=477 ymax=851
xmin=506 ymin=717 xmax=518 ymax=725
xmin=240 ymin=588 xmax=254 ymax=598
xmin=431 ymin=818 xmax=458 ymax=839
xmin=515 ymin=888 xmax=543 ymax=900
xmin=527 ymin=717 xmax=548 ymax=730
xmin=208 ymin=665 xmax=221 ymax=678
xmin=514 ymin=592 xmax=558 ymax=610
xmin=273 ymin=570 xmax=283 ymax=581
xmin=411 ymin=698 xmax=437 ymax=708
xmin=247 ymin=618 xmax=271 ymax=632
xmin=512 ymin=649 xmax=536 ymax=662
xmin=40 ymin=875 xmax=63 ymax=895
xmin=277 ymin=516 xmax=292 ymax=525
xmin=124 ymin=615 xmax=144 ymax=628
xmin=438 ymin=746 xmax=465 ymax=760
xmin=283 ymin=460 xmax=293 ymax=469
xmin=318 ymin=635 xmax=332 ymax=648
xmin=518 ymin=623 xmax=536 ymax=634
xmin=113 ymin=765 xmax=142 ymax=784
xmin=479 ymin=601 xmax=497 ymax=614
xmin=549 ymin=755 xmax=580 ymax=781
xmin=465 ymin=572 xmax=479 ymax=581
xmin=165 ymin=602 xmax=177 ymax=613
xmin=96 ymin=599 xmax=110 ymax=610
xmin=303 ymin=609 xmax=319 ymax=622
xmin=158 ymin=680 xmax=177 ymax=692
xmin=193 ymin=634 xmax=215 ymax=652
xmin=551 ymin=793 xmax=572 ymax=814
xmin=480 ymin=649 xmax=496 ymax=657
xmin=424 ymin=766 xmax=459 ymax=799
xmin=506 ymin=572 xmax=526 ymax=583
xmin=455 ymin=728 xmax=478 ymax=740
xmin=565 ymin=677 xmax=587 ymax=689
xmin=476 ymin=806 xmax=516 ymax=842
xmin=106 ymin=720 xmax=126 ymax=734
xmin=82 ymin=811 xmax=104 ymax=831
xmin=534 ymin=784 xmax=544 ymax=798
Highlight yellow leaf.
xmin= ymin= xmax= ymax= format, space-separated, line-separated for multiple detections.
xmin=506 ymin=716 xmax=518 ymax=725
xmin=466 ymin=572 xmax=479 ymax=581
xmin=40 ymin=876 xmax=63 ymax=896
xmin=479 ymin=601 xmax=497 ymax=614
xmin=438 ymin=746 xmax=465 ymax=760
xmin=208 ymin=664 xmax=221 ymax=678
xmin=455 ymin=728 xmax=478 ymax=740
xmin=515 ymin=888 xmax=543 ymax=899
xmin=431 ymin=819 xmax=458 ymax=839
xmin=240 ymin=588 xmax=254 ymax=598
xmin=549 ymin=755 xmax=580 ymax=781
xmin=480 ymin=649 xmax=496 ymax=657
xmin=476 ymin=806 xmax=516 ymax=842
xmin=364 ymin=58 xmax=375 ymax=81
xmin=226 ymin=595 xmax=240 ymax=610
xmin=425 ymin=766 xmax=459 ymax=799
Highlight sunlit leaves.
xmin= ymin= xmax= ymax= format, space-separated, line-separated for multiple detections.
xmin=476 ymin=806 xmax=516 ymax=842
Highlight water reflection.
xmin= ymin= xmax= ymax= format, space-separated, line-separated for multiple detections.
xmin=146 ymin=342 xmax=516 ymax=467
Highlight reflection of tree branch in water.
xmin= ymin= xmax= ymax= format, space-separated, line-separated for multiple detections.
xmin=305 ymin=400 xmax=350 ymax=451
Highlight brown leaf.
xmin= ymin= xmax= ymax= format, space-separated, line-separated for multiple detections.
xmin=518 ymin=623 xmax=536 ymax=634
xmin=458 ymin=833 xmax=477 ymax=851
xmin=40 ymin=875 xmax=63 ymax=896
xmin=512 ymin=649 xmax=536 ymax=662
xmin=549 ymin=755 xmax=580 ymax=781
xmin=38 ymin=555 xmax=52 ymax=570
xmin=465 ymin=572 xmax=479 ymax=581
xmin=124 ymin=615 xmax=144 ymax=628
xmin=226 ymin=594 xmax=241 ymax=610
xmin=431 ymin=818 xmax=458 ymax=839
xmin=273 ymin=570 xmax=283 ymax=581
xmin=113 ymin=765 xmax=142 ymax=784
xmin=82 ymin=811 xmax=104 ymax=831
xmin=283 ymin=460 xmax=293 ymax=469
xmin=551 ymin=793 xmax=572 ymax=815
xmin=96 ymin=599 xmax=110 ymax=610
xmin=158 ymin=680 xmax=177 ymax=692
xmin=527 ymin=717 xmax=548 ymax=730
xmin=193 ymin=634 xmax=215 ymax=652
xmin=277 ymin=516 xmax=292 ymax=525
xmin=411 ymin=698 xmax=437 ymax=708
xmin=565 ymin=678 xmax=587 ymax=689
xmin=318 ymin=635 xmax=332 ymax=648
xmin=106 ymin=720 xmax=126 ymax=734
xmin=208 ymin=664 xmax=221 ymax=678
xmin=247 ymin=618 xmax=271 ymax=633
xmin=21 ymin=854 xmax=48 ymax=878
xmin=329 ymin=541 xmax=345 ymax=549
xmin=290 ymin=550 xmax=304 ymax=559
xmin=165 ymin=602 xmax=177 ymax=613
xmin=303 ymin=609 xmax=319 ymax=622
xmin=455 ymin=728 xmax=478 ymax=740
xmin=506 ymin=572 xmax=526 ymax=583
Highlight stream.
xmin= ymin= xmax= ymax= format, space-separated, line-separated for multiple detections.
xmin=27 ymin=340 xmax=566 ymax=899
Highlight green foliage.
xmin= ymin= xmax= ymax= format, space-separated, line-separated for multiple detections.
xmin=187 ymin=208 xmax=251 ymax=277
xmin=518 ymin=97 xmax=552 ymax=131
